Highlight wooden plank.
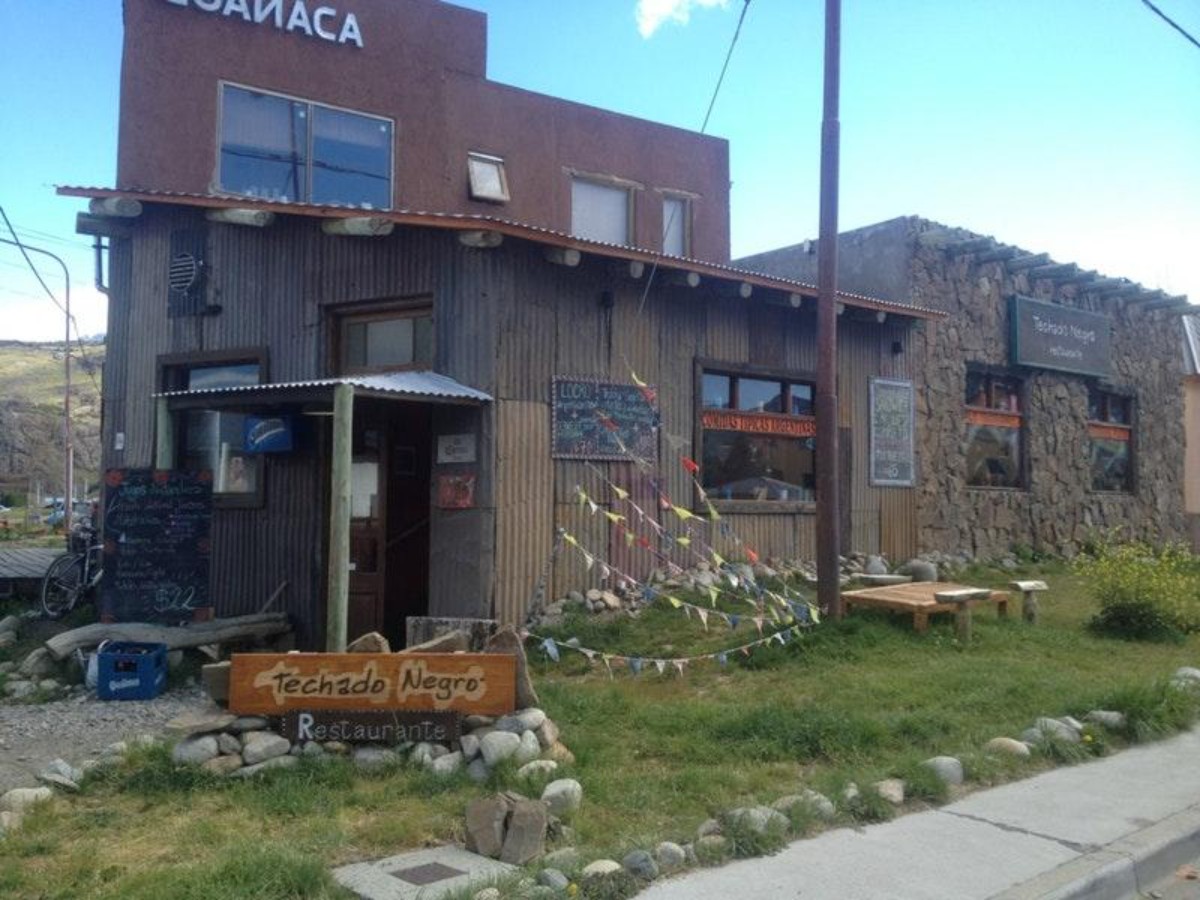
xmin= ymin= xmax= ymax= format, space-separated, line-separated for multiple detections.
xmin=0 ymin=549 xmax=62 ymax=580
xmin=228 ymin=652 xmax=516 ymax=716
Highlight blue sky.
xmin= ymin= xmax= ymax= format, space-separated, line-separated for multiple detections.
xmin=1 ymin=0 xmax=1198 ymax=341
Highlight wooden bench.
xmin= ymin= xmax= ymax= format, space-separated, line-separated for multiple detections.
xmin=842 ymin=582 xmax=1011 ymax=636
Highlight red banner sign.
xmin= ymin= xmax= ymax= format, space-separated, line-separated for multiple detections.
xmin=702 ymin=410 xmax=817 ymax=438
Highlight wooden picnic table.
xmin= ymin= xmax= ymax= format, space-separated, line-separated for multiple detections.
xmin=841 ymin=581 xmax=1010 ymax=636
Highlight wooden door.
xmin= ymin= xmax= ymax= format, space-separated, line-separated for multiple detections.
xmin=348 ymin=414 xmax=387 ymax=641
xmin=383 ymin=404 xmax=431 ymax=643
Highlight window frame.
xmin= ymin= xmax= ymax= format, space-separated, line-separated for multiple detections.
xmin=661 ymin=192 xmax=693 ymax=257
xmin=1087 ymin=385 xmax=1136 ymax=494
xmin=569 ymin=171 xmax=638 ymax=247
xmin=215 ymin=81 xmax=395 ymax=209
xmin=158 ymin=348 xmax=271 ymax=509
xmin=467 ymin=151 xmax=511 ymax=204
xmin=964 ymin=365 xmax=1028 ymax=491
xmin=693 ymin=359 xmax=819 ymax=515
xmin=332 ymin=301 xmax=435 ymax=376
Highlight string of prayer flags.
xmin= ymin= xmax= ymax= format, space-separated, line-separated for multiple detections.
xmin=541 ymin=637 xmax=560 ymax=662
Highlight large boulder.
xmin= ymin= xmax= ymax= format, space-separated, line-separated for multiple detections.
xmin=465 ymin=796 xmax=509 ymax=858
xmin=241 ymin=732 xmax=291 ymax=766
xmin=484 ymin=626 xmax=540 ymax=709
xmin=0 ymin=787 xmax=53 ymax=814
xmin=480 ymin=731 xmax=522 ymax=767
xmin=172 ymin=735 xmax=219 ymax=766
xmin=541 ymin=779 xmax=583 ymax=817
xmin=346 ymin=631 xmax=390 ymax=653
xmin=500 ymin=798 xmax=548 ymax=865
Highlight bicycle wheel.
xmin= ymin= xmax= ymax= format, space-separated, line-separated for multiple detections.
xmin=42 ymin=553 xmax=84 ymax=619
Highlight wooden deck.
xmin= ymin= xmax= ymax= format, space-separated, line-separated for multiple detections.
xmin=842 ymin=581 xmax=1010 ymax=633
xmin=0 ymin=548 xmax=62 ymax=597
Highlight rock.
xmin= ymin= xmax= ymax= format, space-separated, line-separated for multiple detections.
xmin=535 ymin=718 xmax=560 ymax=750
xmin=500 ymin=798 xmax=548 ymax=865
xmin=582 ymin=860 xmax=622 ymax=878
xmin=857 ymin=574 xmax=914 ymax=586
xmin=543 ymin=847 xmax=582 ymax=870
xmin=473 ymin=890 xmax=501 ymax=900
xmin=899 ymin=559 xmax=938 ymax=582
xmin=1085 ymin=710 xmax=1127 ymax=730
xmin=0 ymin=632 xmax=15 ymax=650
xmin=18 ymin=647 xmax=57 ymax=679
xmin=544 ymin=741 xmax=575 ymax=765
xmin=37 ymin=773 xmax=79 ymax=793
xmin=622 ymin=849 xmax=659 ymax=880
xmin=655 ymin=841 xmax=687 ymax=870
xmin=41 ymin=759 xmax=83 ymax=784
xmin=514 ymin=708 xmax=548 ymax=731
xmin=216 ymin=733 xmax=242 ymax=756
xmin=985 ymin=737 xmax=1032 ymax=758
xmin=300 ymin=741 xmax=326 ymax=758
xmin=874 ymin=779 xmax=905 ymax=805
xmin=1020 ymin=728 xmax=1042 ymax=745
xmin=172 ymin=735 xmax=219 ymax=766
xmin=517 ymin=759 xmax=558 ymax=780
xmin=586 ymin=588 xmax=603 ymax=602
xmin=1060 ymin=716 xmax=1085 ymax=733
xmin=466 ymin=758 xmax=490 ymax=783
xmin=323 ymin=740 xmax=350 ymax=755
xmin=772 ymin=789 xmax=836 ymax=821
xmin=227 ymin=716 xmax=270 ymax=733
xmin=599 ymin=591 xmax=622 ymax=610
xmin=233 ymin=755 xmax=299 ymax=778
xmin=0 ymin=787 xmax=53 ymax=814
xmin=484 ymin=626 xmax=540 ymax=709
xmin=410 ymin=743 xmax=437 ymax=766
xmin=842 ymin=782 xmax=860 ymax=803
xmin=727 ymin=805 xmax=788 ymax=834
xmin=346 ymin=631 xmax=390 ymax=653
xmin=1171 ymin=667 xmax=1200 ymax=687
xmin=165 ymin=710 xmax=237 ymax=737
xmin=241 ymin=732 xmax=291 ymax=766
xmin=430 ymin=751 xmax=463 ymax=777
xmin=541 ymin=778 xmax=582 ymax=817
xmin=5 ymin=680 xmax=36 ymax=700
xmin=101 ymin=741 xmax=128 ymax=759
xmin=0 ymin=810 xmax=22 ymax=837
xmin=202 ymin=755 xmax=245 ymax=776
xmin=514 ymin=730 xmax=542 ymax=765
xmin=465 ymin=797 xmax=509 ymax=858
xmin=537 ymin=868 xmax=570 ymax=891
xmin=38 ymin=678 xmax=61 ymax=693
xmin=1035 ymin=717 xmax=1081 ymax=743
xmin=464 ymin=715 xmax=495 ymax=730
xmin=923 ymin=756 xmax=964 ymax=786
xmin=864 ymin=555 xmax=888 ymax=575
xmin=0 ymin=614 xmax=20 ymax=635
xmin=480 ymin=731 xmax=522 ymax=767
xmin=353 ymin=746 xmax=400 ymax=772
xmin=695 ymin=835 xmax=728 ymax=857
xmin=697 ymin=818 xmax=722 ymax=838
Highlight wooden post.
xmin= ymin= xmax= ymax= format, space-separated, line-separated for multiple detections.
xmin=154 ymin=397 xmax=175 ymax=469
xmin=326 ymin=384 xmax=354 ymax=652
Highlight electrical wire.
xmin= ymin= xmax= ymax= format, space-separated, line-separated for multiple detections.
xmin=1140 ymin=0 xmax=1200 ymax=50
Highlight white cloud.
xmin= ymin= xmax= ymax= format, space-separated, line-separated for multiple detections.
xmin=636 ymin=0 xmax=729 ymax=38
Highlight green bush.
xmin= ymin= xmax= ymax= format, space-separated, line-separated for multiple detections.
xmin=1075 ymin=539 xmax=1200 ymax=641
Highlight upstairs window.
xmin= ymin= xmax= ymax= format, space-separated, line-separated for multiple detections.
xmin=571 ymin=177 xmax=632 ymax=245
xmin=219 ymin=83 xmax=393 ymax=209
xmin=662 ymin=195 xmax=690 ymax=257
xmin=700 ymin=369 xmax=817 ymax=503
xmin=339 ymin=308 xmax=434 ymax=374
xmin=467 ymin=152 xmax=510 ymax=203
xmin=965 ymin=369 xmax=1024 ymax=488
xmin=1088 ymin=387 xmax=1134 ymax=492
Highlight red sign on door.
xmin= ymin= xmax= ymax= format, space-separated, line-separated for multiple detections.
xmin=436 ymin=473 xmax=476 ymax=509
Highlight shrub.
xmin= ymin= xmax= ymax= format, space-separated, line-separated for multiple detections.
xmin=1075 ymin=539 xmax=1200 ymax=641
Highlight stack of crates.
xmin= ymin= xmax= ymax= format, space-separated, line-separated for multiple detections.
xmin=97 ymin=642 xmax=168 ymax=701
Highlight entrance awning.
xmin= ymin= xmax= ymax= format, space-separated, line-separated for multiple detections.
xmin=154 ymin=371 xmax=493 ymax=406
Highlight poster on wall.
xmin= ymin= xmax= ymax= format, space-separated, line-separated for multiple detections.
xmin=551 ymin=378 xmax=658 ymax=461
xmin=869 ymin=378 xmax=915 ymax=487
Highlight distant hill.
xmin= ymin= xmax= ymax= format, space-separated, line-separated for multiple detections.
xmin=0 ymin=340 xmax=103 ymax=505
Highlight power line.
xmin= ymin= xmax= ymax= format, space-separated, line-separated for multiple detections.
xmin=1140 ymin=0 xmax=1200 ymax=50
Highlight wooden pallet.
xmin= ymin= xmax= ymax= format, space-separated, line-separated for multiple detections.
xmin=842 ymin=581 xmax=1010 ymax=634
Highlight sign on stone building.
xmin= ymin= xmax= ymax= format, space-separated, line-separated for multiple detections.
xmin=869 ymin=378 xmax=915 ymax=487
xmin=1010 ymin=295 xmax=1112 ymax=378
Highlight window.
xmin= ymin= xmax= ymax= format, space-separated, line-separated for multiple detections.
xmin=663 ymin=195 xmax=690 ymax=256
xmin=339 ymin=308 xmax=433 ymax=374
xmin=965 ymin=370 xmax=1024 ymax=488
xmin=571 ymin=177 xmax=632 ymax=245
xmin=700 ymin=369 xmax=817 ymax=503
xmin=467 ymin=152 xmax=510 ymax=203
xmin=1088 ymin=387 xmax=1133 ymax=492
xmin=219 ymin=83 xmax=393 ymax=208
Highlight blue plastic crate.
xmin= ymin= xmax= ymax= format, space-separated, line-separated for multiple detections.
xmin=97 ymin=642 xmax=168 ymax=701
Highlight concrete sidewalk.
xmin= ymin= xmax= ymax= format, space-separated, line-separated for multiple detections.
xmin=641 ymin=728 xmax=1200 ymax=900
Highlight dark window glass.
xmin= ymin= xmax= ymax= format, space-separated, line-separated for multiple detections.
xmin=965 ymin=371 xmax=988 ymax=407
xmin=181 ymin=410 xmax=258 ymax=496
xmin=790 ymin=383 xmax=813 ymax=416
xmin=219 ymin=86 xmax=308 ymax=202
xmin=991 ymin=377 xmax=1021 ymax=412
xmin=702 ymin=431 xmax=815 ymax=501
xmin=311 ymin=106 xmax=393 ymax=209
xmin=1087 ymin=390 xmax=1103 ymax=422
xmin=702 ymin=373 xmax=731 ymax=409
xmin=186 ymin=363 xmax=261 ymax=391
xmin=1091 ymin=438 xmax=1131 ymax=492
xmin=966 ymin=424 xmax=1021 ymax=488
xmin=342 ymin=314 xmax=433 ymax=373
xmin=737 ymin=378 xmax=784 ymax=413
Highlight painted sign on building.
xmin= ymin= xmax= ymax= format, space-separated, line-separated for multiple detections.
xmin=1010 ymin=295 xmax=1112 ymax=378
xmin=228 ymin=652 xmax=516 ymax=715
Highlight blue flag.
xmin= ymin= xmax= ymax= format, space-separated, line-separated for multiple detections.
xmin=542 ymin=638 xmax=560 ymax=662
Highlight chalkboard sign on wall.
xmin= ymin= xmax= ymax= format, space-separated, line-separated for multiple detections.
xmin=551 ymin=378 xmax=658 ymax=461
xmin=869 ymin=378 xmax=915 ymax=487
xmin=100 ymin=469 xmax=213 ymax=623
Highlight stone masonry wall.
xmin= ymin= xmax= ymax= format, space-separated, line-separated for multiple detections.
xmin=906 ymin=220 xmax=1185 ymax=558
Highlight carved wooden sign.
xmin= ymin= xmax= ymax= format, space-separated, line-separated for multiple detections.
xmin=279 ymin=710 xmax=461 ymax=745
xmin=228 ymin=652 xmax=516 ymax=716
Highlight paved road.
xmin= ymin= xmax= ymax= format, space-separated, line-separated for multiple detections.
xmin=641 ymin=728 xmax=1200 ymax=900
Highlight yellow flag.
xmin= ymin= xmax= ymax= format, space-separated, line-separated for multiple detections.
xmin=631 ymin=371 xmax=647 ymax=388
xmin=612 ymin=486 xmax=630 ymax=500
xmin=676 ymin=536 xmax=691 ymax=547
xmin=707 ymin=586 xmax=719 ymax=607
xmin=604 ymin=511 xmax=625 ymax=524
xmin=672 ymin=505 xmax=697 ymax=521
xmin=667 ymin=595 xmax=683 ymax=608
xmin=563 ymin=532 xmax=578 ymax=546
xmin=706 ymin=501 xmax=721 ymax=521
xmin=711 ymin=551 xmax=726 ymax=568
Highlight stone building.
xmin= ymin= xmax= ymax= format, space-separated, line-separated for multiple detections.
xmin=739 ymin=216 xmax=1189 ymax=559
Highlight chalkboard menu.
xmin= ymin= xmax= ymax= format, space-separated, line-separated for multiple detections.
xmin=551 ymin=378 xmax=658 ymax=461
xmin=100 ymin=469 xmax=213 ymax=623
xmin=1010 ymin=295 xmax=1111 ymax=378
xmin=870 ymin=378 xmax=915 ymax=487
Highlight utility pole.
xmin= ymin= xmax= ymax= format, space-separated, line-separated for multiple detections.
xmin=815 ymin=0 xmax=843 ymax=619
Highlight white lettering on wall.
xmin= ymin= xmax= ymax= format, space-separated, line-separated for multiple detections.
xmin=165 ymin=0 xmax=363 ymax=48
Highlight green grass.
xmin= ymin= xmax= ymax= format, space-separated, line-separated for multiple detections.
xmin=2 ymin=564 xmax=1199 ymax=898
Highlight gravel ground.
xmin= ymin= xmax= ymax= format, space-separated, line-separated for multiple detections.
xmin=0 ymin=685 xmax=210 ymax=793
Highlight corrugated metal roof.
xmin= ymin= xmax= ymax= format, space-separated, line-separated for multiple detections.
xmin=154 ymin=371 xmax=493 ymax=403
xmin=58 ymin=184 xmax=944 ymax=320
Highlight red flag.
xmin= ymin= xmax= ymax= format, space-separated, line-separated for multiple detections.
xmin=682 ymin=457 xmax=700 ymax=474
xmin=745 ymin=547 xmax=760 ymax=565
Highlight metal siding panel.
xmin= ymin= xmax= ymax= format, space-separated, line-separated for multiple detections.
xmin=494 ymin=400 xmax=552 ymax=625
xmin=705 ymin=296 xmax=749 ymax=363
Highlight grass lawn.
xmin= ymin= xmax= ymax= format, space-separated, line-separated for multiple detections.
xmin=2 ymin=561 xmax=1199 ymax=899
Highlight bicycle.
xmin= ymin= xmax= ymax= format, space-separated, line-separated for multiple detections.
xmin=41 ymin=518 xmax=104 ymax=619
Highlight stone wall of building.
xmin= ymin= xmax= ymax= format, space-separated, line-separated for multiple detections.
xmin=906 ymin=219 xmax=1185 ymax=558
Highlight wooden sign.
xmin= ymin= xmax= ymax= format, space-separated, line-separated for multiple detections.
xmin=279 ymin=710 xmax=461 ymax=745
xmin=551 ymin=378 xmax=658 ymax=460
xmin=702 ymin=409 xmax=816 ymax=438
xmin=869 ymin=378 xmax=915 ymax=487
xmin=1010 ymin=295 xmax=1112 ymax=378
xmin=228 ymin=652 xmax=516 ymax=716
